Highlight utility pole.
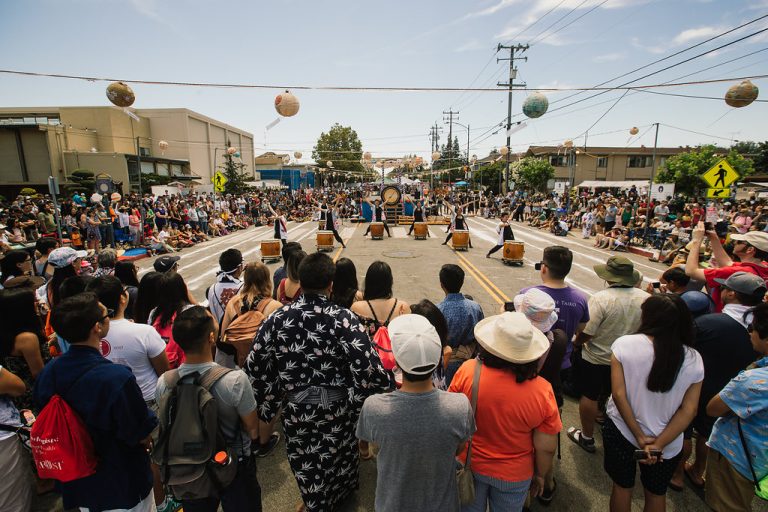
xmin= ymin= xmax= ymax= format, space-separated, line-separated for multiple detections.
xmin=443 ymin=110 xmax=458 ymax=186
xmin=497 ymin=43 xmax=528 ymax=194
xmin=429 ymin=123 xmax=443 ymax=190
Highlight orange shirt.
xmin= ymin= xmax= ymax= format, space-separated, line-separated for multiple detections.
xmin=449 ymin=359 xmax=562 ymax=482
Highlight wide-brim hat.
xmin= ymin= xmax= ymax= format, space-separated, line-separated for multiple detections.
xmin=594 ymin=256 xmax=639 ymax=287
xmin=512 ymin=289 xmax=558 ymax=333
xmin=474 ymin=312 xmax=550 ymax=364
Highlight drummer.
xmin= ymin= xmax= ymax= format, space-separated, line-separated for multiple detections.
xmin=406 ymin=198 xmax=429 ymax=237
xmin=267 ymin=203 xmax=288 ymax=245
xmin=486 ymin=210 xmax=515 ymax=258
xmin=442 ymin=204 xmax=472 ymax=248
xmin=317 ymin=197 xmax=347 ymax=248
xmin=363 ymin=194 xmax=392 ymax=238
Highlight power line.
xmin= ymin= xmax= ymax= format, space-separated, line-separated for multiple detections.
xmin=529 ymin=0 xmax=610 ymax=46
xmin=525 ymin=0 xmax=590 ymax=45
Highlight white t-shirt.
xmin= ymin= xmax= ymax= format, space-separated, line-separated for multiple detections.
xmin=606 ymin=334 xmax=704 ymax=458
xmin=101 ymin=319 xmax=167 ymax=401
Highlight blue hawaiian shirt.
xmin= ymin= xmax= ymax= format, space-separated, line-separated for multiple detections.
xmin=707 ymin=356 xmax=768 ymax=481
xmin=437 ymin=293 xmax=485 ymax=349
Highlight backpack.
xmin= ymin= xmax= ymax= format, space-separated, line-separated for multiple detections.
xmin=30 ymin=365 xmax=99 ymax=482
xmin=222 ymin=297 xmax=271 ymax=367
xmin=368 ymin=299 xmax=399 ymax=371
xmin=152 ymin=367 xmax=237 ymax=500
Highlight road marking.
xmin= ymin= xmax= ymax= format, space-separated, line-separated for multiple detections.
xmin=457 ymin=258 xmax=504 ymax=305
xmin=455 ymin=251 xmax=511 ymax=302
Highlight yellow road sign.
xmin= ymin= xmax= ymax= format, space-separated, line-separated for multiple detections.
xmin=701 ymin=159 xmax=739 ymax=188
xmin=212 ymin=171 xmax=228 ymax=192
xmin=706 ymin=187 xmax=730 ymax=198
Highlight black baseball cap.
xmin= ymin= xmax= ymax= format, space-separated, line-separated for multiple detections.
xmin=153 ymin=255 xmax=180 ymax=273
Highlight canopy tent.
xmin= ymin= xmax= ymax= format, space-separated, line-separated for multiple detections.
xmin=578 ymin=180 xmax=649 ymax=190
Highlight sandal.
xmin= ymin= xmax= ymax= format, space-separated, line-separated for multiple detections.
xmin=684 ymin=462 xmax=705 ymax=489
xmin=567 ymin=427 xmax=596 ymax=453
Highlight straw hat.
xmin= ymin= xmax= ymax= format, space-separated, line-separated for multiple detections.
xmin=474 ymin=312 xmax=550 ymax=364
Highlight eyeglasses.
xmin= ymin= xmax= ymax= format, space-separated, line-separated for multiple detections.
xmin=748 ymin=324 xmax=755 ymax=334
xmin=100 ymin=309 xmax=115 ymax=321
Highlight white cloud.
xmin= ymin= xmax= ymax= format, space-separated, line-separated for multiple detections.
xmin=631 ymin=37 xmax=667 ymax=54
xmin=672 ymin=26 xmax=724 ymax=45
xmin=455 ymin=39 xmax=484 ymax=52
xmin=593 ymin=52 xmax=625 ymax=63
xmin=129 ymin=0 xmax=161 ymax=20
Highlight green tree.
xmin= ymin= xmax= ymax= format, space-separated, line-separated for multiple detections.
xmin=512 ymin=157 xmax=555 ymax=193
xmin=473 ymin=161 xmax=505 ymax=193
xmin=731 ymin=140 xmax=768 ymax=174
xmin=220 ymin=153 xmax=250 ymax=195
xmin=313 ymin=124 xmax=365 ymax=176
xmin=654 ymin=144 xmax=754 ymax=197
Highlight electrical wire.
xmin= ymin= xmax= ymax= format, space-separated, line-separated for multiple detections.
xmin=525 ymin=0 xmax=591 ymax=45
xmin=529 ymin=0 xmax=610 ymax=46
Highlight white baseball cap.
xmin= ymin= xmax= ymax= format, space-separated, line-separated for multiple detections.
xmin=388 ymin=314 xmax=442 ymax=375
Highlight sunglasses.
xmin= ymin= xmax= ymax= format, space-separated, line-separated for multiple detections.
xmin=100 ymin=309 xmax=115 ymax=321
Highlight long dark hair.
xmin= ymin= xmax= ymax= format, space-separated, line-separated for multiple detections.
xmin=114 ymin=261 xmax=140 ymax=287
xmin=47 ymin=265 xmax=78 ymax=307
xmin=286 ymin=250 xmax=307 ymax=282
xmin=478 ymin=346 xmax=539 ymax=383
xmin=363 ymin=260 xmax=393 ymax=301
xmin=331 ymin=257 xmax=359 ymax=309
xmin=153 ymin=272 xmax=191 ymax=328
xmin=0 ymin=249 xmax=31 ymax=282
xmin=134 ymin=271 xmax=163 ymax=324
xmin=637 ymin=294 xmax=694 ymax=393
xmin=0 ymin=288 xmax=44 ymax=357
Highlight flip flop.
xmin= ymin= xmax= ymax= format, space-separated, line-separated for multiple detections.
xmin=684 ymin=463 xmax=705 ymax=489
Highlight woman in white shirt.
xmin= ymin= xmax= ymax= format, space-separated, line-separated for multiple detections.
xmin=603 ymin=293 xmax=703 ymax=512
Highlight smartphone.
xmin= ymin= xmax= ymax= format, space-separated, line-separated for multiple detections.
xmin=704 ymin=221 xmax=714 ymax=231
xmin=535 ymin=262 xmax=542 ymax=271
xmin=652 ymin=282 xmax=661 ymax=289
xmin=503 ymin=302 xmax=516 ymax=312
xmin=633 ymin=449 xmax=662 ymax=460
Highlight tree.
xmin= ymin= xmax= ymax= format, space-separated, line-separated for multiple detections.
xmin=220 ymin=153 xmax=250 ymax=195
xmin=512 ymin=157 xmax=555 ymax=193
xmin=731 ymin=140 xmax=768 ymax=174
xmin=654 ymin=144 xmax=754 ymax=197
xmin=313 ymin=124 xmax=365 ymax=176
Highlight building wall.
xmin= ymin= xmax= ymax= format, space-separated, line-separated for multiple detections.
xmin=545 ymin=152 xmax=675 ymax=185
xmin=63 ymin=152 xmax=129 ymax=190
xmin=0 ymin=126 xmax=53 ymax=184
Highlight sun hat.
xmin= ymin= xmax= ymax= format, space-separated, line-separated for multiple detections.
xmin=730 ymin=231 xmax=768 ymax=252
xmin=474 ymin=312 xmax=550 ymax=364
xmin=388 ymin=314 xmax=442 ymax=375
xmin=594 ymin=256 xmax=639 ymax=287
xmin=512 ymin=289 xmax=558 ymax=333
xmin=713 ymin=271 xmax=767 ymax=296
xmin=48 ymin=247 xmax=87 ymax=269
xmin=154 ymin=255 xmax=180 ymax=273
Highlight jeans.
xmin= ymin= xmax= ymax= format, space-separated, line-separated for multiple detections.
xmin=461 ymin=472 xmax=531 ymax=512
xmin=181 ymin=455 xmax=262 ymax=512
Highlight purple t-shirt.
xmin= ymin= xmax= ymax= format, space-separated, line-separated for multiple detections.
xmin=520 ymin=284 xmax=590 ymax=368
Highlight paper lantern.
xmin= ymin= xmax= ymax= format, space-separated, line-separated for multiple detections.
xmin=234 ymin=152 xmax=241 ymax=158
xmin=326 ymin=160 xmax=333 ymax=168
xmin=275 ymin=90 xmax=300 ymax=117
xmin=415 ymin=156 xmax=423 ymax=166
xmin=106 ymin=82 xmax=135 ymax=108
xmin=629 ymin=127 xmax=639 ymax=135
xmin=725 ymin=80 xmax=759 ymax=108
xmin=227 ymin=147 xmax=237 ymax=155
xmin=110 ymin=192 xmax=122 ymax=202
xmin=563 ymin=140 xmax=574 ymax=148
xmin=90 ymin=193 xmax=103 ymax=204
xmin=363 ymin=152 xmax=372 ymax=161
xmin=158 ymin=140 xmax=169 ymax=150
xmin=522 ymin=92 xmax=549 ymax=119
xmin=499 ymin=146 xmax=509 ymax=156
xmin=432 ymin=151 xmax=441 ymax=161
xmin=294 ymin=151 xmax=303 ymax=159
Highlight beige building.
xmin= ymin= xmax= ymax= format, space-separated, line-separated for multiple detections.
xmin=0 ymin=106 xmax=254 ymax=194
xmin=525 ymin=145 xmax=691 ymax=186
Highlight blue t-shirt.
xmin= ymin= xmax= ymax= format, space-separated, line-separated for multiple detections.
xmin=34 ymin=345 xmax=157 ymax=511
xmin=707 ymin=356 xmax=768 ymax=481
xmin=520 ymin=285 xmax=590 ymax=369
xmin=437 ymin=293 xmax=485 ymax=349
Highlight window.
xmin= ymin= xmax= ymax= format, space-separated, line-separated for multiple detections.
xmin=597 ymin=156 xmax=608 ymax=168
xmin=140 ymin=162 xmax=154 ymax=174
xmin=171 ymin=164 xmax=183 ymax=176
xmin=139 ymin=147 xmax=151 ymax=157
xmin=549 ymin=155 xmax=567 ymax=167
xmin=628 ymin=156 xmax=653 ymax=168
xmin=156 ymin=163 xmax=170 ymax=176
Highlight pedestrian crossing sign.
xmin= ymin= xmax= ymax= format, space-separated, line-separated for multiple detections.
xmin=701 ymin=159 xmax=739 ymax=188
xmin=212 ymin=171 xmax=228 ymax=192
xmin=706 ymin=187 xmax=730 ymax=198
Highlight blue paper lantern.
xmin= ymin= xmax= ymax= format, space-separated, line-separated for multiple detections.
xmin=522 ymin=92 xmax=549 ymax=119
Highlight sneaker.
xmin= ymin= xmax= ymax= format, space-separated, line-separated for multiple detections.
xmin=257 ymin=432 xmax=281 ymax=458
xmin=157 ymin=497 xmax=182 ymax=512
xmin=567 ymin=427 xmax=596 ymax=453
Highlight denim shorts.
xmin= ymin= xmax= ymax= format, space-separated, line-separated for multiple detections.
xmin=461 ymin=472 xmax=531 ymax=512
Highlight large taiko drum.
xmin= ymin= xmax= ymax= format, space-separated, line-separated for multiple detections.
xmin=370 ymin=222 xmax=384 ymax=240
xmin=317 ymin=231 xmax=334 ymax=252
xmin=413 ymin=222 xmax=428 ymax=240
xmin=502 ymin=240 xmax=525 ymax=266
xmin=260 ymin=239 xmax=281 ymax=262
xmin=452 ymin=230 xmax=469 ymax=251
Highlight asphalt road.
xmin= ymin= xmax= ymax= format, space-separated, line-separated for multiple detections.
xmin=35 ymin=217 xmax=768 ymax=512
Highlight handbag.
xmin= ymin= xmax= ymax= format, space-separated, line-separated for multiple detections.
xmin=457 ymin=358 xmax=482 ymax=506
xmin=736 ymin=418 xmax=768 ymax=501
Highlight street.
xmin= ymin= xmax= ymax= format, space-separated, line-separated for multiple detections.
xmin=129 ymin=217 xmax=728 ymax=512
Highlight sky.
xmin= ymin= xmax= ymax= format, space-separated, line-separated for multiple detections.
xmin=0 ymin=0 xmax=766 ymax=165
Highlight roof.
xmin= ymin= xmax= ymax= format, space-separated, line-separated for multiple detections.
xmin=528 ymin=145 xmax=700 ymax=156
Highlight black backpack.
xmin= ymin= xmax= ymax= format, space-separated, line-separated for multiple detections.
xmin=152 ymin=367 xmax=237 ymax=499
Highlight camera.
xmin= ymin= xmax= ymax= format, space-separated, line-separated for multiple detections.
xmin=534 ymin=262 xmax=542 ymax=271
xmin=503 ymin=302 xmax=516 ymax=312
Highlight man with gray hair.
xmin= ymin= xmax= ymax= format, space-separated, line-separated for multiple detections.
xmin=93 ymin=248 xmax=117 ymax=278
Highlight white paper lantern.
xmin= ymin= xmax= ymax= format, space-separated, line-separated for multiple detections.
xmin=326 ymin=161 xmax=333 ymax=168
xmin=275 ymin=90 xmax=300 ymax=117
xmin=227 ymin=147 xmax=237 ymax=155
xmin=499 ymin=146 xmax=509 ymax=156
xmin=90 ymin=193 xmax=103 ymax=204
xmin=432 ymin=151 xmax=441 ymax=161
xmin=294 ymin=151 xmax=303 ymax=160
xmin=563 ymin=140 xmax=574 ymax=148
xmin=110 ymin=192 xmax=122 ymax=202
xmin=629 ymin=127 xmax=639 ymax=136
xmin=158 ymin=140 xmax=169 ymax=150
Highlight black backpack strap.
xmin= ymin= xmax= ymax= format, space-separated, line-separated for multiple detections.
xmin=198 ymin=366 xmax=233 ymax=391
xmin=384 ymin=299 xmax=399 ymax=326
xmin=366 ymin=300 xmax=380 ymax=324
xmin=736 ymin=417 xmax=761 ymax=491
